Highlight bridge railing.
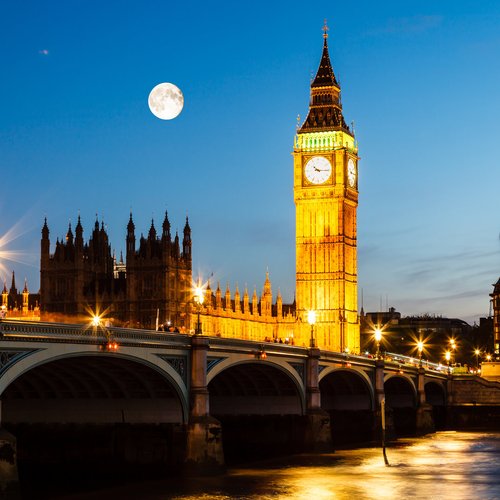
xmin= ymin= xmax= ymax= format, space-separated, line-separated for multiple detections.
xmin=383 ymin=352 xmax=452 ymax=374
xmin=0 ymin=320 xmax=191 ymax=347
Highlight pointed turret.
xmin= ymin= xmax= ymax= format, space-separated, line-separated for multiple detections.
xmin=182 ymin=216 xmax=192 ymax=260
xmin=126 ymin=212 xmax=136 ymax=256
xmin=234 ymin=284 xmax=241 ymax=313
xmin=243 ymin=286 xmax=250 ymax=314
xmin=311 ymin=24 xmax=339 ymax=88
xmin=299 ymin=22 xmax=351 ymax=135
xmin=22 ymin=279 xmax=29 ymax=313
xmin=216 ymin=282 xmax=222 ymax=310
xmin=1 ymin=281 xmax=7 ymax=309
xmin=263 ymin=270 xmax=271 ymax=295
xmin=173 ymin=231 xmax=180 ymax=259
xmin=148 ymin=219 xmax=157 ymax=241
xmin=252 ymin=287 xmax=259 ymax=316
xmin=75 ymin=215 xmax=83 ymax=251
xmin=41 ymin=218 xmax=50 ymax=265
xmin=205 ymin=281 xmax=212 ymax=310
xmin=127 ymin=212 xmax=135 ymax=233
xmin=10 ymin=271 xmax=17 ymax=296
xmin=262 ymin=271 xmax=272 ymax=317
xmin=225 ymin=283 xmax=231 ymax=312
xmin=66 ymin=221 xmax=74 ymax=245
xmin=42 ymin=217 xmax=49 ymax=240
xmin=162 ymin=211 xmax=171 ymax=240
xmin=277 ymin=288 xmax=283 ymax=318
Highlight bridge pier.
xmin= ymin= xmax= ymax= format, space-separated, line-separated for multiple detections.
xmin=415 ymin=368 xmax=434 ymax=435
xmin=374 ymin=360 xmax=395 ymax=441
xmin=304 ymin=347 xmax=331 ymax=452
xmin=185 ymin=335 xmax=224 ymax=475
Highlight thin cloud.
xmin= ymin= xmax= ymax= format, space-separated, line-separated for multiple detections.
xmin=38 ymin=49 xmax=49 ymax=56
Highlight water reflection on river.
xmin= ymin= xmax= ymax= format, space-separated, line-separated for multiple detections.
xmin=62 ymin=432 xmax=500 ymax=500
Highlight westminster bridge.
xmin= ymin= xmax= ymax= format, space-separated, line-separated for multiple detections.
xmin=0 ymin=319 xmax=499 ymax=487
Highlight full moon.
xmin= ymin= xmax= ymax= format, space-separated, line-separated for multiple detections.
xmin=148 ymin=82 xmax=184 ymax=120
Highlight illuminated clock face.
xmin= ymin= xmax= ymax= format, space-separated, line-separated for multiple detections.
xmin=304 ymin=156 xmax=332 ymax=185
xmin=347 ymin=158 xmax=356 ymax=188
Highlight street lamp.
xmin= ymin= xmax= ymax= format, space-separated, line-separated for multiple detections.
xmin=445 ymin=350 xmax=451 ymax=374
xmin=475 ymin=348 xmax=480 ymax=371
xmin=194 ymin=284 xmax=204 ymax=335
xmin=374 ymin=328 xmax=382 ymax=359
xmin=307 ymin=310 xmax=316 ymax=348
xmin=450 ymin=338 xmax=457 ymax=364
xmin=417 ymin=341 xmax=424 ymax=368
xmin=486 ymin=353 xmax=492 ymax=362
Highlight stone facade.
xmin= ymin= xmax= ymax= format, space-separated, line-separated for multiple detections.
xmin=1 ymin=272 xmax=40 ymax=321
xmin=40 ymin=213 xmax=192 ymax=329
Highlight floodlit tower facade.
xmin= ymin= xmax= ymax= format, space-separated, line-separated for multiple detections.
xmin=293 ymin=25 xmax=360 ymax=352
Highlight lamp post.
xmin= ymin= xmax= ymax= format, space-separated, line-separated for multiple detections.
xmin=374 ymin=328 xmax=382 ymax=360
xmin=475 ymin=348 xmax=480 ymax=371
xmin=445 ymin=350 xmax=451 ymax=375
xmin=307 ymin=310 xmax=316 ymax=348
xmin=194 ymin=284 xmax=204 ymax=335
xmin=417 ymin=341 xmax=424 ymax=368
xmin=450 ymin=338 xmax=457 ymax=364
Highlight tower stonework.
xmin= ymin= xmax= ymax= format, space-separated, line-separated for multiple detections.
xmin=293 ymin=27 xmax=360 ymax=352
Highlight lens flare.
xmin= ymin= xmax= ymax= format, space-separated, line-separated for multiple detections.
xmin=0 ymin=221 xmax=33 ymax=283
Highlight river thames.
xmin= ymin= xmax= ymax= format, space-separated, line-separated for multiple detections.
xmin=55 ymin=431 xmax=500 ymax=500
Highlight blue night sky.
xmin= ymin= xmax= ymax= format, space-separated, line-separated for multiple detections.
xmin=1 ymin=1 xmax=499 ymax=325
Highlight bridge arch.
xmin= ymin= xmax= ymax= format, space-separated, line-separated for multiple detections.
xmin=207 ymin=355 xmax=305 ymax=408
xmin=207 ymin=359 xmax=304 ymax=415
xmin=319 ymin=367 xmax=375 ymax=410
xmin=425 ymin=379 xmax=447 ymax=429
xmin=425 ymin=380 xmax=446 ymax=406
xmin=318 ymin=367 xmax=375 ymax=445
xmin=384 ymin=374 xmax=418 ymax=435
xmin=384 ymin=374 xmax=417 ymax=408
xmin=319 ymin=366 xmax=375 ymax=410
xmin=206 ymin=358 xmax=305 ymax=463
xmin=0 ymin=346 xmax=189 ymax=424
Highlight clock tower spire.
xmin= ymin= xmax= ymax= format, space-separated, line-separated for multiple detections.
xmin=293 ymin=23 xmax=359 ymax=352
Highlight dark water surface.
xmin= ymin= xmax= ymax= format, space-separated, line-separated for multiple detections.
xmin=56 ymin=431 xmax=500 ymax=500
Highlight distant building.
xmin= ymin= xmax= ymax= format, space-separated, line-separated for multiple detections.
xmin=1 ymin=271 xmax=40 ymax=320
xmin=360 ymin=307 xmax=472 ymax=363
xmin=491 ymin=278 xmax=500 ymax=357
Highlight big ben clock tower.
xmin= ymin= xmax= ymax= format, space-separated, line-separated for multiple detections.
xmin=294 ymin=24 xmax=359 ymax=352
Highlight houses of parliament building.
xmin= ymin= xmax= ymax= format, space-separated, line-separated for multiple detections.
xmin=15 ymin=28 xmax=362 ymax=352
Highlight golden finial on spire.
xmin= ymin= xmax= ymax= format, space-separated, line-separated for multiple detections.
xmin=323 ymin=19 xmax=329 ymax=39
